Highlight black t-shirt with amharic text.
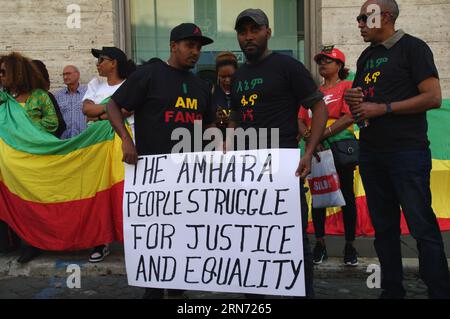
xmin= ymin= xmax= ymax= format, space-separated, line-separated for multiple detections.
xmin=353 ymin=32 xmax=439 ymax=152
xmin=112 ymin=59 xmax=212 ymax=155
xmin=231 ymin=52 xmax=323 ymax=149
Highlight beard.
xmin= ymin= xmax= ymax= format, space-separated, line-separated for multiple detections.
xmin=243 ymin=51 xmax=263 ymax=63
xmin=241 ymin=44 xmax=265 ymax=63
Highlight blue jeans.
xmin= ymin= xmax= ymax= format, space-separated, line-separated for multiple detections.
xmin=359 ymin=148 xmax=450 ymax=299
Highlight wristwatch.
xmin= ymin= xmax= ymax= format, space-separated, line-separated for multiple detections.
xmin=386 ymin=102 xmax=393 ymax=114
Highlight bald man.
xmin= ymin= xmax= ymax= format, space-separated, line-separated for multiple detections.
xmin=55 ymin=65 xmax=88 ymax=139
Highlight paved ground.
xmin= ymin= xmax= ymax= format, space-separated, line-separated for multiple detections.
xmin=0 ymin=274 xmax=429 ymax=300
xmin=0 ymin=236 xmax=443 ymax=300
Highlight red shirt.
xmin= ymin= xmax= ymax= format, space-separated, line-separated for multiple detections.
xmin=299 ymin=81 xmax=352 ymax=127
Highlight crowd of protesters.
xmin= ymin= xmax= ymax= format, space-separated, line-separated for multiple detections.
xmin=0 ymin=0 xmax=449 ymax=299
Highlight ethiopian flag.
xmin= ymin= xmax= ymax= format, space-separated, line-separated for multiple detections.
xmin=306 ymin=99 xmax=450 ymax=236
xmin=0 ymin=92 xmax=124 ymax=250
xmin=1 ymin=92 xmax=449 ymax=250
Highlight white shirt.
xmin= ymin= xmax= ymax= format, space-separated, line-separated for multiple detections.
xmin=82 ymin=77 xmax=134 ymax=131
xmin=83 ymin=77 xmax=124 ymax=104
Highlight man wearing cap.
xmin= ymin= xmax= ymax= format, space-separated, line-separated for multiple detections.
xmin=106 ymin=23 xmax=214 ymax=299
xmin=230 ymin=8 xmax=328 ymax=298
xmin=345 ymin=0 xmax=450 ymax=299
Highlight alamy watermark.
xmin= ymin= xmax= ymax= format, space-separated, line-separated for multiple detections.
xmin=67 ymin=4 xmax=81 ymax=29
xmin=366 ymin=264 xmax=381 ymax=289
xmin=66 ymin=264 xmax=81 ymax=289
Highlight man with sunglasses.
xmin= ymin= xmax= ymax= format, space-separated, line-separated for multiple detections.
xmin=345 ymin=0 xmax=450 ymax=299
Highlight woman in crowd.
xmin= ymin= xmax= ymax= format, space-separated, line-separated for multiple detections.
xmin=82 ymin=46 xmax=136 ymax=263
xmin=298 ymin=47 xmax=359 ymax=266
xmin=32 ymin=59 xmax=67 ymax=138
xmin=0 ymin=52 xmax=59 ymax=263
xmin=211 ymin=51 xmax=238 ymax=131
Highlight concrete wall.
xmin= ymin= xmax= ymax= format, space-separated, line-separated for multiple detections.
xmin=321 ymin=0 xmax=450 ymax=98
xmin=1 ymin=0 xmax=449 ymax=97
xmin=0 ymin=0 xmax=115 ymax=92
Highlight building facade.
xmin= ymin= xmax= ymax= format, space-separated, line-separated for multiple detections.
xmin=1 ymin=0 xmax=449 ymax=98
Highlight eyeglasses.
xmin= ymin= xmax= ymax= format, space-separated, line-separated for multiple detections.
xmin=62 ymin=72 xmax=74 ymax=77
xmin=356 ymin=11 xmax=390 ymax=23
xmin=0 ymin=69 xmax=6 ymax=77
xmin=97 ymin=56 xmax=113 ymax=64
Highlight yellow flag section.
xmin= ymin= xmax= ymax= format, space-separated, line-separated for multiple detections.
xmin=0 ymin=92 xmax=125 ymax=250
xmin=305 ymin=99 xmax=450 ymax=235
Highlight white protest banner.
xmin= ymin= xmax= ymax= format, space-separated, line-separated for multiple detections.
xmin=123 ymin=149 xmax=305 ymax=297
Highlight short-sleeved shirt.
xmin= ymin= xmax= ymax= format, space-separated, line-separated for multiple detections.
xmin=112 ymin=59 xmax=213 ymax=155
xmin=83 ymin=78 xmax=124 ymax=105
xmin=299 ymin=81 xmax=353 ymax=128
xmin=231 ymin=52 xmax=323 ymax=149
xmin=353 ymin=30 xmax=439 ymax=152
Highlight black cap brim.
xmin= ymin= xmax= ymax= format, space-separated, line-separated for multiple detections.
xmin=91 ymin=49 xmax=102 ymax=58
xmin=177 ymin=36 xmax=214 ymax=46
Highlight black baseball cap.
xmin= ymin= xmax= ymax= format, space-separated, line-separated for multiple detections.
xmin=91 ymin=47 xmax=127 ymax=63
xmin=235 ymin=8 xmax=269 ymax=30
xmin=170 ymin=23 xmax=214 ymax=46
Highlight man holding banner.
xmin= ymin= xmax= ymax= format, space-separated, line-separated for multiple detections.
xmin=230 ymin=9 xmax=329 ymax=298
xmin=106 ymin=23 xmax=214 ymax=299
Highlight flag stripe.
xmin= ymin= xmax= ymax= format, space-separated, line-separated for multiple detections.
xmin=0 ymin=181 xmax=124 ymax=251
xmin=0 ymin=136 xmax=124 ymax=203
xmin=0 ymin=95 xmax=115 ymax=155
xmin=428 ymin=99 xmax=450 ymax=160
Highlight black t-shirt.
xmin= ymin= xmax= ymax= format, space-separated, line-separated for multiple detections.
xmin=231 ymin=53 xmax=323 ymax=149
xmin=112 ymin=59 xmax=212 ymax=155
xmin=210 ymin=86 xmax=232 ymax=127
xmin=353 ymin=32 xmax=439 ymax=152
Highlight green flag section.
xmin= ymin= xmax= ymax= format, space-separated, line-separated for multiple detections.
xmin=428 ymin=99 xmax=450 ymax=160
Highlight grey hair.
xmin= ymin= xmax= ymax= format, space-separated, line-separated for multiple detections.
xmin=64 ymin=65 xmax=80 ymax=73
xmin=377 ymin=0 xmax=400 ymax=21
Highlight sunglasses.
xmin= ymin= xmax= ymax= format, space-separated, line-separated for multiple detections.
xmin=0 ymin=69 xmax=6 ymax=77
xmin=357 ymin=11 xmax=390 ymax=23
xmin=317 ymin=58 xmax=336 ymax=66
xmin=97 ymin=56 xmax=113 ymax=64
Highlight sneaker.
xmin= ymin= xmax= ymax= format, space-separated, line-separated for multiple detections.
xmin=89 ymin=244 xmax=110 ymax=263
xmin=343 ymin=244 xmax=358 ymax=267
xmin=312 ymin=242 xmax=327 ymax=265
xmin=17 ymin=246 xmax=42 ymax=264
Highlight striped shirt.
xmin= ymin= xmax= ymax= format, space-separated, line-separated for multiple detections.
xmin=55 ymin=84 xmax=88 ymax=139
